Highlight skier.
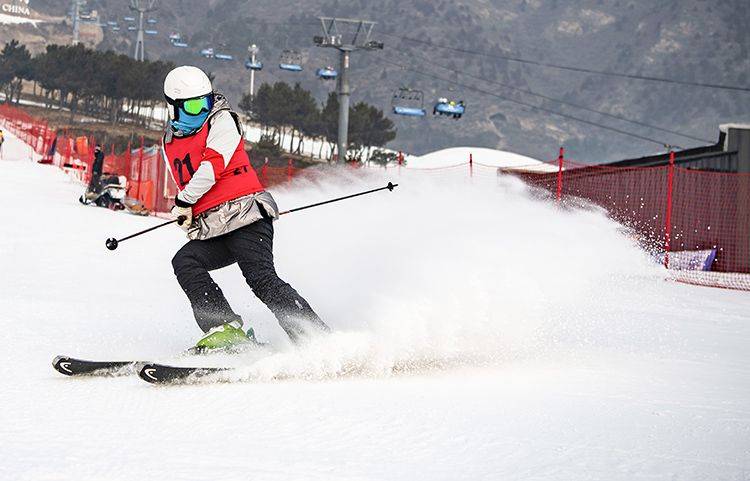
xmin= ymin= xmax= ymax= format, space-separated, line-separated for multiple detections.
xmin=162 ymin=65 xmax=329 ymax=351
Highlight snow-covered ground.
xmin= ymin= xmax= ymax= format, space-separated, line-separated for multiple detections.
xmin=408 ymin=146 xmax=556 ymax=171
xmin=1 ymin=126 xmax=750 ymax=480
xmin=0 ymin=13 xmax=42 ymax=26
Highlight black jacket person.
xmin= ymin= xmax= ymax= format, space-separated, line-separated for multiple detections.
xmin=88 ymin=145 xmax=105 ymax=192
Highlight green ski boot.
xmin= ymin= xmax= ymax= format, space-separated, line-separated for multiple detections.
xmin=192 ymin=321 xmax=253 ymax=354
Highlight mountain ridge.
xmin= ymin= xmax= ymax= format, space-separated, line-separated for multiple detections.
xmin=5 ymin=0 xmax=749 ymax=161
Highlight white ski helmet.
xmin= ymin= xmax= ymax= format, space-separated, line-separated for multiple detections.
xmin=163 ymin=66 xmax=212 ymax=119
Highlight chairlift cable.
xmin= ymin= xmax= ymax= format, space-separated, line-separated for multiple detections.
xmin=404 ymin=50 xmax=714 ymax=144
xmin=377 ymin=56 xmax=681 ymax=148
xmin=381 ymin=32 xmax=750 ymax=93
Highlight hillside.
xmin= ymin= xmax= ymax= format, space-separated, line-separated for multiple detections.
xmin=8 ymin=0 xmax=750 ymax=161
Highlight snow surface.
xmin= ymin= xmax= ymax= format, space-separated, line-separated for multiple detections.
xmin=1 ymin=126 xmax=750 ymax=480
xmin=409 ymin=146 xmax=557 ymax=171
xmin=0 ymin=13 xmax=42 ymax=26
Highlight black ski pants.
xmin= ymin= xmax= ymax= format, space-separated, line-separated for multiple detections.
xmin=171 ymin=218 xmax=329 ymax=342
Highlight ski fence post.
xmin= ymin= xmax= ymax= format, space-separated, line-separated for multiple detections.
xmin=34 ymin=122 xmax=42 ymax=153
xmin=469 ymin=152 xmax=473 ymax=177
xmin=136 ymin=136 xmax=145 ymax=200
xmin=40 ymin=121 xmax=48 ymax=158
xmin=664 ymin=150 xmax=676 ymax=269
xmin=556 ymin=147 xmax=565 ymax=204
xmin=87 ymin=136 xmax=94 ymax=183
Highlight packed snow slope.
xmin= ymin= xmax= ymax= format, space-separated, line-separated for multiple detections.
xmin=409 ymin=146 xmax=557 ymax=171
xmin=1 ymin=127 xmax=750 ymax=480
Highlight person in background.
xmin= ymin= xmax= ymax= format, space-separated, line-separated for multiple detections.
xmin=0 ymin=128 xmax=4 ymax=159
xmin=85 ymin=144 xmax=104 ymax=198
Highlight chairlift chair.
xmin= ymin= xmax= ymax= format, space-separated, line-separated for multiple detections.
xmin=316 ymin=66 xmax=338 ymax=80
xmin=391 ymin=87 xmax=426 ymax=117
xmin=215 ymin=53 xmax=234 ymax=61
xmin=279 ymin=50 xmax=303 ymax=72
xmin=245 ymin=59 xmax=263 ymax=71
xmin=200 ymin=48 xmax=215 ymax=58
xmin=433 ymin=98 xmax=466 ymax=119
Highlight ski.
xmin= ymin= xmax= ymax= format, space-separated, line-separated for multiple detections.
xmin=52 ymin=355 xmax=137 ymax=377
xmin=53 ymin=339 xmax=271 ymax=379
xmin=138 ymin=362 xmax=231 ymax=384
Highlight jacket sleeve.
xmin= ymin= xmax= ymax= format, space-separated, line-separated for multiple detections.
xmin=175 ymin=110 xmax=243 ymax=206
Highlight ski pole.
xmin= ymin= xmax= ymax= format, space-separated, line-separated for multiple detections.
xmin=106 ymin=216 xmax=186 ymax=250
xmin=105 ymin=182 xmax=398 ymax=251
xmin=278 ymin=181 xmax=398 ymax=215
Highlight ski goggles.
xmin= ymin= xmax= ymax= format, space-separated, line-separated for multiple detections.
xmin=165 ymin=93 xmax=213 ymax=120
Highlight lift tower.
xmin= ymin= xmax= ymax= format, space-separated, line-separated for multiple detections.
xmin=248 ymin=44 xmax=259 ymax=97
xmin=314 ymin=17 xmax=383 ymax=162
xmin=130 ymin=0 xmax=157 ymax=61
xmin=71 ymin=0 xmax=84 ymax=44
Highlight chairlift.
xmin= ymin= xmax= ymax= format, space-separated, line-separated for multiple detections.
xmin=172 ymin=41 xmax=189 ymax=48
xmin=147 ymin=18 xmax=158 ymax=24
xmin=123 ymin=16 xmax=135 ymax=22
xmin=106 ymin=21 xmax=118 ymax=26
xmin=215 ymin=53 xmax=234 ymax=61
xmin=279 ymin=50 xmax=303 ymax=72
xmin=169 ymin=32 xmax=181 ymax=42
xmin=433 ymin=98 xmax=466 ymax=119
xmin=245 ymin=59 xmax=263 ymax=71
xmin=127 ymin=25 xmax=137 ymax=32
xmin=391 ymin=87 xmax=426 ymax=117
xmin=111 ymin=26 xmax=121 ymax=31
xmin=200 ymin=48 xmax=215 ymax=58
xmin=316 ymin=66 xmax=338 ymax=80
xmin=145 ymin=29 xmax=158 ymax=35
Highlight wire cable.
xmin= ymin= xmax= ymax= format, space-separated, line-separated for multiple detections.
xmin=377 ymin=56 xmax=680 ymax=148
xmin=403 ymin=49 xmax=714 ymax=144
xmin=382 ymin=32 xmax=750 ymax=93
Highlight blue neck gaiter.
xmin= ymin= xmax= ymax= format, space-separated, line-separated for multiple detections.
xmin=170 ymin=108 xmax=210 ymax=135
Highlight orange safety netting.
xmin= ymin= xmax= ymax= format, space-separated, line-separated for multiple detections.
xmin=0 ymin=104 xmax=301 ymax=214
xmin=389 ymin=152 xmax=750 ymax=289
xmin=508 ymin=157 xmax=750 ymax=274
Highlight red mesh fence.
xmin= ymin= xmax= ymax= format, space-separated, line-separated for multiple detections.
xmin=259 ymin=159 xmax=299 ymax=187
xmin=0 ymin=103 xmax=55 ymax=158
xmin=382 ymin=150 xmax=750 ymax=289
xmin=500 ymin=150 xmax=750 ymax=290
xmin=0 ymin=104 xmax=299 ymax=215
xmin=507 ymin=157 xmax=750 ymax=275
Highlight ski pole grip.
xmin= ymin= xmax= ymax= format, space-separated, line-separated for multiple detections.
xmin=177 ymin=215 xmax=187 ymax=226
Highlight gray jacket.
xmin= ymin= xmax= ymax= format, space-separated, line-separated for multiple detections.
xmin=164 ymin=92 xmax=279 ymax=241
